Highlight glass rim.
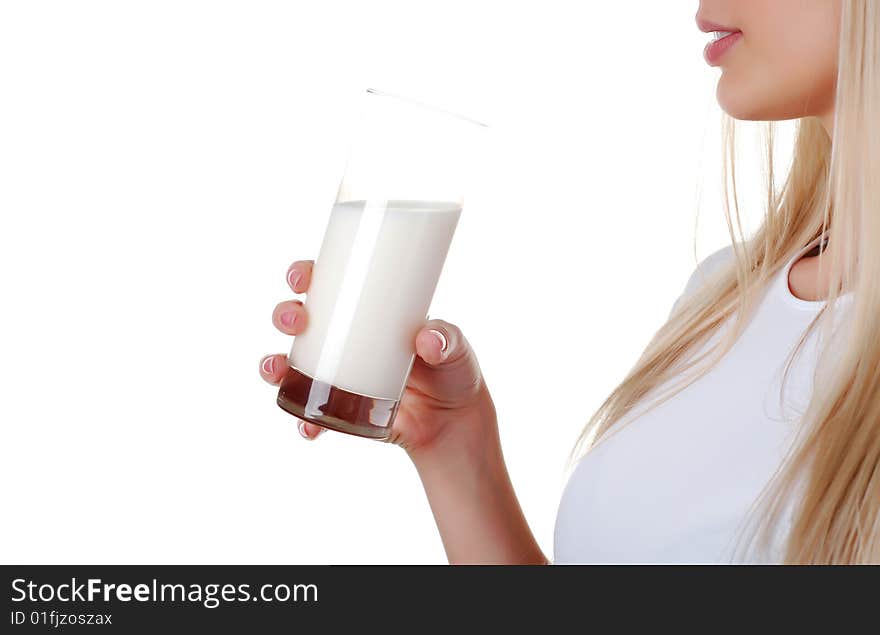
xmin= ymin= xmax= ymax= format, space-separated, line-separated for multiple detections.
xmin=365 ymin=87 xmax=490 ymax=129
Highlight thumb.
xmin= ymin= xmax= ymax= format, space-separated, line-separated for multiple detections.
xmin=416 ymin=319 xmax=473 ymax=367
xmin=415 ymin=323 xmax=452 ymax=366
xmin=409 ymin=319 xmax=484 ymax=405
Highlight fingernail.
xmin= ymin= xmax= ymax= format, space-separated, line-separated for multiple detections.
xmin=429 ymin=329 xmax=448 ymax=356
xmin=297 ymin=419 xmax=310 ymax=439
xmin=261 ymin=356 xmax=275 ymax=375
xmin=280 ymin=311 xmax=297 ymax=328
xmin=288 ymin=269 xmax=302 ymax=289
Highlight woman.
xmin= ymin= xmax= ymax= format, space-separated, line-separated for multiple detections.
xmin=259 ymin=0 xmax=879 ymax=564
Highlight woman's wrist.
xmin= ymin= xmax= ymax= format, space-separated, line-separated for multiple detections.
xmin=404 ymin=385 xmax=548 ymax=565
xmin=410 ymin=439 xmax=548 ymax=564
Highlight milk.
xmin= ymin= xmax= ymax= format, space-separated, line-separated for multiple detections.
xmin=288 ymin=199 xmax=462 ymax=400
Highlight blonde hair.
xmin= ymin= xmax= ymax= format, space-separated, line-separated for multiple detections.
xmin=567 ymin=0 xmax=880 ymax=564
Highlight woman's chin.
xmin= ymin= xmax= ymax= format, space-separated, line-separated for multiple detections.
xmin=716 ymin=80 xmax=768 ymax=121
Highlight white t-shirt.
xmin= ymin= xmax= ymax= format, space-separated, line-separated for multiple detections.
xmin=553 ymin=234 xmax=850 ymax=564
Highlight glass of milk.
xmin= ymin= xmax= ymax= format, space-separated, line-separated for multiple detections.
xmin=276 ymin=88 xmax=488 ymax=440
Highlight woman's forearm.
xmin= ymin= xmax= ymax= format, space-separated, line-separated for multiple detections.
xmin=407 ymin=392 xmax=549 ymax=565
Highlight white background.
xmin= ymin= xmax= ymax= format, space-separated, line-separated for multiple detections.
xmin=0 ymin=1 xmax=793 ymax=563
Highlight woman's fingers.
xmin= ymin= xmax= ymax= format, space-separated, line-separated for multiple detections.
xmin=261 ymin=259 xmax=323 ymax=441
xmin=287 ymin=259 xmax=314 ymax=293
xmin=272 ymin=299 xmax=307 ymax=335
xmin=259 ymin=353 xmax=325 ymax=440
xmin=296 ymin=420 xmax=325 ymax=440
xmin=259 ymin=354 xmax=289 ymax=385
xmin=276 ymin=260 xmax=311 ymax=335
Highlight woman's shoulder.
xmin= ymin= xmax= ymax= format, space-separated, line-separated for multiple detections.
xmin=682 ymin=244 xmax=736 ymax=296
xmin=669 ymin=244 xmax=736 ymax=316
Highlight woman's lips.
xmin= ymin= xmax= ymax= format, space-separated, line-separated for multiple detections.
xmin=703 ymin=31 xmax=742 ymax=66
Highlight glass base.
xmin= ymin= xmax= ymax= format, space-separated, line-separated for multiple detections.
xmin=276 ymin=364 xmax=400 ymax=441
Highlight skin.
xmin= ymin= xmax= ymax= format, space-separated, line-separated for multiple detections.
xmin=259 ymin=1 xmax=843 ymax=564
xmin=698 ymin=0 xmax=843 ymax=300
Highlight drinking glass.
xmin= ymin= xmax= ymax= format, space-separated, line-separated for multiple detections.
xmin=276 ymin=88 xmax=488 ymax=440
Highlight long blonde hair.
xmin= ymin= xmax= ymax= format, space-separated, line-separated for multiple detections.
xmin=567 ymin=0 xmax=879 ymax=564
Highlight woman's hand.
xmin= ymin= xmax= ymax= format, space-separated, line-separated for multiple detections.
xmin=259 ymin=258 xmax=498 ymax=459
xmin=260 ymin=258 xmax=546 ymax=564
